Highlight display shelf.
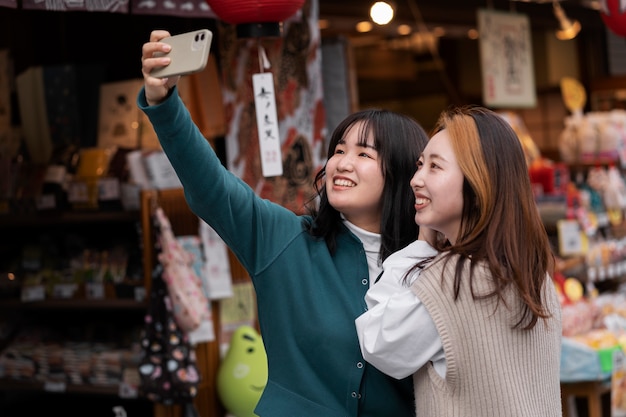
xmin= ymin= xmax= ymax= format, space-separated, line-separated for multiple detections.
xmin=0 ymin=210 xmax=140 ymax=228
xmin=0 ymin=205 xmax=150 ymax=414
xmin=0 ymin=378 xmax=124 ymax=396
xmin=0 ymin=380 xmax=154 ymax=417
xmin=0 ymin=298 xmax=147 ymax=310
xmin=556 ymin=255 xmax=586 ymax=273
xmin=567 ymin=157 xmax=621 ymax=168
xmin=561 ymin=379 xmax=612 ymax=417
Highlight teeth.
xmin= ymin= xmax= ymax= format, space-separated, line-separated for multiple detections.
xmin=415 ymin=197 xmax=429 ymax=205
xmin=334 ymin=179 xmax=355 ymax=187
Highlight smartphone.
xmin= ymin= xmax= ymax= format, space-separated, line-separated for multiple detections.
xmin=151 ymin=29 xmax=213 ymax=78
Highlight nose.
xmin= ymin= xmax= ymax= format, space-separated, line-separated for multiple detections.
xmin=410 ymin=168 xmax=423 ymax=190
xmin=336 ymin=153 xmax=355 ymax=171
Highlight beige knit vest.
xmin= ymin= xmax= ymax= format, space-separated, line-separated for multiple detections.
xmin=411 ymin=256 xmax=562 ymax=417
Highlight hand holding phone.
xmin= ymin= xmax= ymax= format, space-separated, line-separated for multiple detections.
xmin=151 ymin=29 xmax=213 ymax=79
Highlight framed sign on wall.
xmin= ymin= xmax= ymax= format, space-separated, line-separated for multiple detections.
xmin=477 ymin=8 xmax=537 ymax=108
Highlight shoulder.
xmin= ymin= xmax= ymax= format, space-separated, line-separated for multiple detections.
xmin=384 ymin=240 xmax=438 ymax=269
xmin=416 ymin=255 xmax=491 ymax=296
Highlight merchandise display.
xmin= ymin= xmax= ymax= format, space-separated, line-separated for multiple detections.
xmin=496 ymin=104 xmax=626 ymax=405
xmin=559 ymin=110 xmax=626 ymax=165
xmin=561 ymin=291 xmax=626 ymax=382
xmin=0 ymin=325 xmax=142 ymax=390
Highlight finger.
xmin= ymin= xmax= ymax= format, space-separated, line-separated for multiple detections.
xmin=141 ymin=40 xmax=172 ymax=81
xmin=145 ymin=76 xmax=169 ymax=88
xmin=149 ymin=30 xmax=172 ymax=42
xmin=165 ymin=76 xmax=181 ymax=88
xmin=141 ymin=41 xmax=171 ymax=60
xmin=142 ymin=55 xmax=171 ymax=75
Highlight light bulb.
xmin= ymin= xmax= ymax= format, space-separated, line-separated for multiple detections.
xmin=370 ymin=1 xmax=394 ymax=26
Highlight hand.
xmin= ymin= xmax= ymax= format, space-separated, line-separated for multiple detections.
xmin=141 ymin=30 xmax=181 ymax=106
xmin=417 ymin=226 xmax=437 ymax=246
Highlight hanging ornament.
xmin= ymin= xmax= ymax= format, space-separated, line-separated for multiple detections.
xmin=205 ymin=0 xmax=305 ymax=38
xmin=599 ymin=0 xmax=626 ymax=37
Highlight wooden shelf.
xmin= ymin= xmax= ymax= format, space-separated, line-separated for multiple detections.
xmin=0 ymin=378 xmax=127 ymax=396
xmin=557 ymin=255 xmax=586 ymax=273
xmin=0 ymin=210 xmax=140 ymax=228
xmin=0 ymin=298 xmax=147 ymax=310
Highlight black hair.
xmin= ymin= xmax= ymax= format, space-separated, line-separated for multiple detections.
xmin=305 ymin=108 xmax=429 ymax=262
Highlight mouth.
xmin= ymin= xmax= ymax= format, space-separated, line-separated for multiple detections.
xmin=250 ymin=384 xmax=266 ymax=392
xmin=333 ymin=178 xmax=356 ymax=187
xmin=415 ymin=197 xmax=430 ymax=209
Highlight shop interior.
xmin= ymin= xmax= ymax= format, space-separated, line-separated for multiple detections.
xmin=1 ymin=0 xmax=626 ymax=416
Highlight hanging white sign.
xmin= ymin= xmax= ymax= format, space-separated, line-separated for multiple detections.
xmin=477 ymin=9 xmax=537 ymax=108
xmin=252 ymin=72 xmax=283 ymax=177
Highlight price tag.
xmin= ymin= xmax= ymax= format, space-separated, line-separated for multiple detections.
xmin=612 ymin=349 xmax=626 ymax=417
xmin=52 ymin=283 xmax=78 ymax=299
xmin=557 ymin=219 xmax=584 ymax=256
xmin=189 ymin=319 xmax=216 ymax=345
xmin=596 ymin=211 xmax=610 ymax=228
xmin=86 ymin=282 xmax=105 ymax=299
xmin=134 ymin=286 xmax=146 ymax=302
xmin=608 ymin=263 xmax=617 ymax=279
xmin=252 ymin=72 xmax=283 ymax=178
xmin=98 ymin=177 xmax=120 ymax=201
xmin=44 ymin=165 xmax=67 ymax=184
xmin=44 ymin=380 xmax=67 ymax=392
xmin=36 ymin=194 xmax=56 ymax=210
xmin=68 ymin=181 xmax=89 ymax=203
xmin=119 ymin=380 xmax=138 ymax=399
xmin=21 ymin=285 xmax=45 ymax=302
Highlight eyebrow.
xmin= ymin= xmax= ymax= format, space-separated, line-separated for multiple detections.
xmin=422 ymin=152 xmax=448 ymax=163
xmin=338 ymin=138 xmax=377 ymax=150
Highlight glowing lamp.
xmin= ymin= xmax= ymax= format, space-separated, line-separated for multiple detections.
xmin=600 ymin=0 xmax=626 ymax=37
xmin=205 ymin=0 xmax=305 ymax=38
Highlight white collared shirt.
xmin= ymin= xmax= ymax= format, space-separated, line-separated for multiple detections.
xmin=355 ymin=240 xmax=447 ymax=379
xmin=342 ymin=217 xmax=382 ymax=287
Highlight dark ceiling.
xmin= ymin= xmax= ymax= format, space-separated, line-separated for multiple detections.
xmin=317 ymin=0 xmax=606 ymax=37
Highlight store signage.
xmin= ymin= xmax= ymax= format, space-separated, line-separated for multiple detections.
xmin=253 ymin=72 xmax=283 ymax=178
xmin=477 ymin=9 xmax=537 ymax=108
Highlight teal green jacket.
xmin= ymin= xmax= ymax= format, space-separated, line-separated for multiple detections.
xmin=138 ymin=88 xmax=413 ymax=417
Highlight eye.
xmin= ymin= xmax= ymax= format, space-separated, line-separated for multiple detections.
xmin=334 ymin=148 xmax=345 ymax=155
xmin=416 ymin=159 xmax=424 ymax=169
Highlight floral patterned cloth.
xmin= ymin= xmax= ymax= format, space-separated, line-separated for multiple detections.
xmin=138 ymin=259 xmax=201 ymax=404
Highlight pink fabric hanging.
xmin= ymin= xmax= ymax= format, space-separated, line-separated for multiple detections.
xmin=155 ymin=206 xmax=211 ymax=333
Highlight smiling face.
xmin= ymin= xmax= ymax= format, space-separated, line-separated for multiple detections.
xmin=217 ymin=325 xmax=267 ymax=417
xmin=325 ymin=121 xmax=385 ymax=233
xmin=410 ymin=129 xmax=465 ymax=244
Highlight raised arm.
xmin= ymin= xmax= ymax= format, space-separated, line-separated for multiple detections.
xmin=137 ymin=30 xmax=302 ymax=276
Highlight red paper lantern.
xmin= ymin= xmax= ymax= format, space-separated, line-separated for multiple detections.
xmin=206 ymin=0 xmax=305 ymax=38
xmin=600 ymin=0 xmax=626 ymax=37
